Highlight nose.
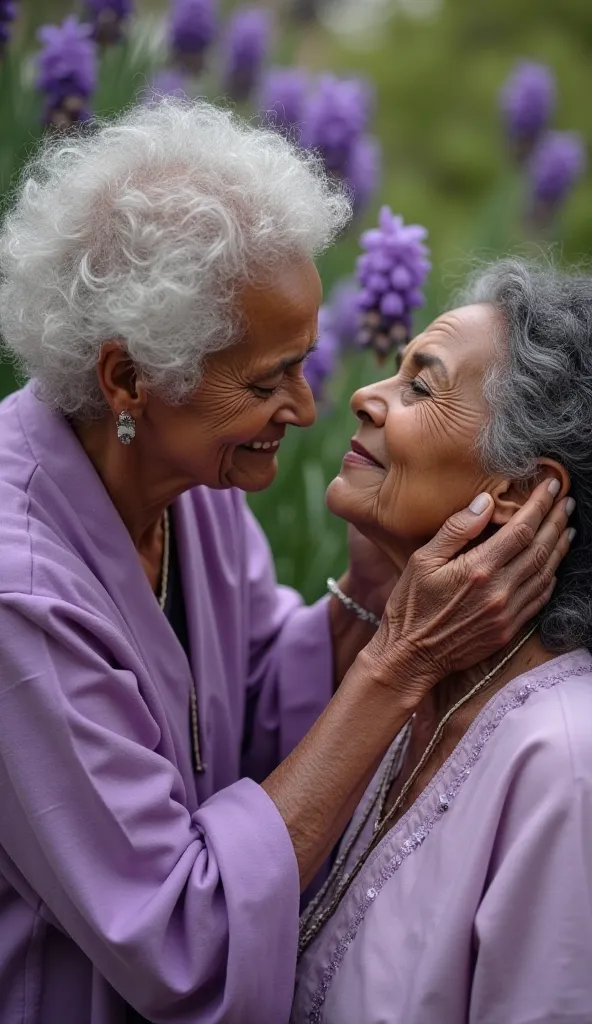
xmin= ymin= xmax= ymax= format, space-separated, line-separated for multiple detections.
xmin=351 ymin=382 xmax=389 ymax=427
xmin=273 ymin=378 xmax=317 ymax=429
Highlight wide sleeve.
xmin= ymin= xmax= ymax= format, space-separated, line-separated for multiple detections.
xmin=470 ymin=696 xmax=592 ymax=1024
xmin=0 ymin=595 xmax=300 ymax=1024
xmin=239 ymin=501 xmax=334 ymax=782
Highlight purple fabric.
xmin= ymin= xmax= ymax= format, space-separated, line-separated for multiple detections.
xmin=293 ymin=649 xmax=592 ymax=1023
xmin=0 ymin=382 xmax=334 ymax=1023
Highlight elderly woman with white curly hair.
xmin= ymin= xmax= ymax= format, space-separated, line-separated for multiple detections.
xmin=0 ymin=100 xmax=570 ymax=1024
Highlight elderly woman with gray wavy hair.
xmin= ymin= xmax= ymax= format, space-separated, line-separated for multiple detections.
xmin=293 ymin=260 xmax=592 ymax=1023
xmin=0 ymin=99 xmax=572 ymax=1024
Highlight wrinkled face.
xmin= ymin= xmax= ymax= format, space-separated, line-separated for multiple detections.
xmin=139 ymin=260 xmax=321 ymax=492
xmin=327 ymin=304 xmax=502 ymax=564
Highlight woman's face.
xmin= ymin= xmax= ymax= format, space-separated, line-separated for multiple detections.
xmin=327 ymin=303 xmax=504 ymax=565
xmin=129 ymin=260 xmax=321 ymax=493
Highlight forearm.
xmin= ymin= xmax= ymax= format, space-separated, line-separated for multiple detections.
xmin=328 ymin=571 xmax=385 ymax=685
xmin=262 ymin=641 xmax=424 ymax=890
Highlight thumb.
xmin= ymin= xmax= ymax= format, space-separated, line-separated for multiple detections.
xmin=421 ymin=492 xmax=495 ymax=566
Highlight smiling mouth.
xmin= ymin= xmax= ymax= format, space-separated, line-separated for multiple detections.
xmin=344 ymin=438 xmax=384 ymax=469
xmin=240 ymin=440 xmax=280 ymax=453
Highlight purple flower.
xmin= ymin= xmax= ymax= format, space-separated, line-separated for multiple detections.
xmin=169 ymin=0 xmax=218 ymax=73
xmin=303 ymin=328 xmax=338 ymax=403
xmin=320 ymin=279 xmax=362 ymax=352
xmin=529 ymin=130 xmax=586 ymax=216
xmin=84 ymin=0 xmax=133 ymax=44
xmin=301 ymin=74 xmax=373 ymax=178
xmin=143 ymin=68 xmax=190 ymax=103
xmin=259 ymin=66 xmax=309 ymax=138
xmin=36 ymin=16 xmax=97 ymax=128
xmin=500 ymin=61 xmax=556 ymax=156
xmin=221 ymin=7 xmax=271 ymax=102
xmin=355 ymin=206 xmax=431 ymax=360
xmin=0 ymin=1 xmax=17 ymax=47
xmin=346 ymin=134 xmax=381 ymax=216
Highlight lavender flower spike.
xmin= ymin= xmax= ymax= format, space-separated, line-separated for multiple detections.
xmin=143 ymin=68 xmax=190 ymax=104
xmin=529 ymin=130 xmax=586 ymax=227
xmin=170 ymin=0 xmax=218 ymax=75
xmin=221 ymin=7 xmax=271 ymax=103
xmin=84 ymin=0 xmax=133 ymax=46
xmin=0 ymin=1 xmax=17 ymax=53
xmin=347 ymin=134 xmax=382 ymax=216
xmin=301 ymin=74 xmax=373 ymax=178
xmin=500 ymin=60 xmax=556 ymax=159
xmin=259 ymin=66 xmax=309 ymax=139
xmin=303 ymin=317 xmax=338 ymax=404
xmin=355 ymin=206 xmax=431 ymax=361
xmin=36 ymin=16 xmax=97 ymax=130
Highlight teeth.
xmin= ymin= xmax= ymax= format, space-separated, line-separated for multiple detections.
xmin=245 ymin=440 xmax=280 ymax=450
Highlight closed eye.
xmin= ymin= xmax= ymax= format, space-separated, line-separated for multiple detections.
xmin=409 ymin=376 xmax=431 ymax=397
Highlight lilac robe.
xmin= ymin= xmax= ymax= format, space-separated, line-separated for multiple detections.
xmin=293 ymin=649 xmax=592 ymax=1023
xmin=0 ymin=383 xmax=334 ymax=1024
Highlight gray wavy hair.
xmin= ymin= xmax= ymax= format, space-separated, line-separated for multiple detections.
xmin=459 ymin=257 xmax=592 ymax=653
xmin=0 ymin=98 xmax=351 ymax=418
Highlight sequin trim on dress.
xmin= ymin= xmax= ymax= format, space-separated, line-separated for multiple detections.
xmin=305 ymin=662 xmax=591 ymax=1023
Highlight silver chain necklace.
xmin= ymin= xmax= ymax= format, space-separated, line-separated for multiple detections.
xmin=298 ymin=621 xmax=538 ymax=956
xmin=159 ymin=508 xmax=205 ymax=774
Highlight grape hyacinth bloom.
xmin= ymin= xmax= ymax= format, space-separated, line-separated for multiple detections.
xmin=84 ymin=0 xmax=133 ymax=46
xmin=303 ymin=319 xmax=338 ymax=404
xmin=143 ymin=68 xmax=190 ymax=104
xmin=301 ymin=74 xmax=372 ymax=178
xmin=499 ymin=61 xmax=556 ymax=160
xmin=356 ymin=206 xmax=431 ymax=361
xmin=347 ymin=134 xmax=381 ymax=216
xmin=321 ymin=279 xmax=362 ymax=352
xmin=36 ymin=16 xmax=97 ymax=130
xmin=0 ymin=0 xmax=17 ymax=55
xmin=259 ymin=66 xmax=309 ymax=139
xmin=528 ymin=130 xmax=586 ymax=228
xmin=221 ymin=7 xmax=271 ymax=103
xmin=169 ymin=0 xmax=218 ymax=75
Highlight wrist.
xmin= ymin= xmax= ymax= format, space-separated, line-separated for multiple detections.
xmin=337 ymin=570 xmax=385 ymax=619
xmin=353 ymin=630 xmax=439 ymax=714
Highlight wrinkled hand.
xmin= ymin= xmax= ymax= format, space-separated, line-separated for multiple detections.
xmin=368 ymin=481 xmax=574 ymax=704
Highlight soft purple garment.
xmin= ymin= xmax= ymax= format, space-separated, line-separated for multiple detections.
xmin=0 ymin=383 xmax=333 ymax=1024
xmin=293 ymin=649 xmax=592 ymax=1023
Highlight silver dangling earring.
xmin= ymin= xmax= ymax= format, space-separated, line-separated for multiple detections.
xmin=116 ymin=411 xmax=136 ymax=445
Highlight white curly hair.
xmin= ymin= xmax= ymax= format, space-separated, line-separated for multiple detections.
xmin=0 ymin=98 xmax=351 ymax=418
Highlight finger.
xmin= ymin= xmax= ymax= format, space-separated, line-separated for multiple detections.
xmin=416 ymin=492 xmax=494 ymax=567
xmin=510 ymin=510 xmax=574 ymax=587
xmin=509 ymin=525 xmax=573 ymax=614
xmin=469 ymin=478 xmax=561 ymax=571
xmin=510 ymin=577 xmax=557 ymax=636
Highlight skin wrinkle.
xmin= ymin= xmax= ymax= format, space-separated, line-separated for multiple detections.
xmin=326 ymin=301 xmax=569 ymax=832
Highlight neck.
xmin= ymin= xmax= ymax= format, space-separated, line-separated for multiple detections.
xmin=422 ymin=626 xmax=556 ymax=724
xmin=72 ymin=415 xmax=177 ymax=552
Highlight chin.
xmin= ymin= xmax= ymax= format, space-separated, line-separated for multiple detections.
xmin=236 ymin=464 xmax=278 ymax=493
xmin=325 ymin=474 xmax=363 ymax=525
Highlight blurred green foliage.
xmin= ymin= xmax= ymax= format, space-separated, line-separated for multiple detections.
xmin=1 ymin=0 xmax=590 ymax=601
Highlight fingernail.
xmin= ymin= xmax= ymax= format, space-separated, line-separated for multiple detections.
xmin=565 ymin=497 xmax=576 ymax=515
xmin=548 ymin=479 xmax=561 ymax=496
xmin=469 ymin=492 xmax=491 ymax=515
xmin=568 ymin=527 xmax=576 ymax=543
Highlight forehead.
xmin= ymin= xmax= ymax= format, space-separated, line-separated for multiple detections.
xmin=241 ymin=260 xmax=322 ymax=340
xmin=407 ymin=303 xmax=500 ymax=373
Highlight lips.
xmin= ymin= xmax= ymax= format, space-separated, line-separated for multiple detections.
xmin=348 ymin=438 xmax=384 ymax=468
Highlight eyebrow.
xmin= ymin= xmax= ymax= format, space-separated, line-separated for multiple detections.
xmin=254 ymin=338 xmax=319 ymax=381
xmin=411 ymin=350 xmax=450 ymax=384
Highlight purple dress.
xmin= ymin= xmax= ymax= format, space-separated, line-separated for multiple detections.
xmin=0 ymin=383 xmax=333 ymax=1024
xmin=293 ymin=649 xmax=592 ymax=1023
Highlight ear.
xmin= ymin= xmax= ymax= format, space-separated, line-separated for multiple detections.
xmin=96 ymin=341 xmax=148 ymax=421
xmin=490 ymin=458 xmax=571 ymax=526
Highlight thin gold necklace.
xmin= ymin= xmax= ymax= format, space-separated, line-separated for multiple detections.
xmin=159 ymin=508 xmax=205 ymax=774
xmin=298 ymin=621 xmax=538 ymax=956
